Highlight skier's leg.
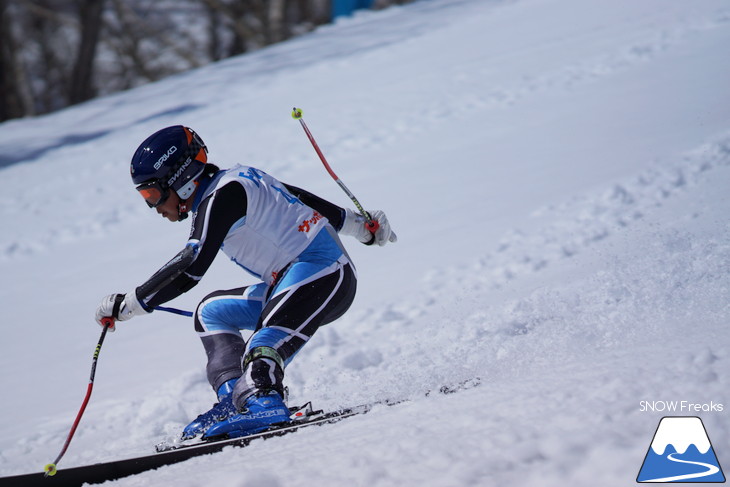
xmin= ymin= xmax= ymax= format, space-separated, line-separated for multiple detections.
xmin=204 ymin=228 xmax=357 ymax=438
xmin=203 ymin=259 xmax=357 ymax=439
xmin=182 ymin=284 xmax=266 ymax=439
xmin=232 ymin=257 xmax=357 ymax=406
xmin=195 ymin=284 xmax=266 ymax=392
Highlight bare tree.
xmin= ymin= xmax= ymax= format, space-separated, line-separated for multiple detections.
xmin=0 ymin=0 xmax=34 ymax=120
xmin=28 ymin=0 xmax=76 ymax=114
xmin=103 ymin=0 xmax=204 ymax=92
xmin=205 ymin=1 xmax=225 ymax=61
xmin=69 ymin=0 xmax=105 ymax=104
xmin=200 ymin=0 xmax=330 ymax=56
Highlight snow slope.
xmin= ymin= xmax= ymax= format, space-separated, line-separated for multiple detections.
xmin=1 ymin=0 xmax=729 ymax=485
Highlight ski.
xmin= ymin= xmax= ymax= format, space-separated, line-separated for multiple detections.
xmin=0 ymin=402 xmax=377 ymax=487
xmin=0 ymin=378 xmax=480 ymax=487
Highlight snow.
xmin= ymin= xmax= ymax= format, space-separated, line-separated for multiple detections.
xmin=1 ymin=0 xmax=729 ymax=485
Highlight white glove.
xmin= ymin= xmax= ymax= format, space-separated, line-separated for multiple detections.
xmin=340 ymin=208 xmax=398 ymax=246
xmin=95 ymin=292 xmax=149 ymax=331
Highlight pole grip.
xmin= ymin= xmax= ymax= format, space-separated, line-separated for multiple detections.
xmin=365 ymin=217 xmax=379 ymax=234
xmin=100 ymin=317 xmax=115 ymax=332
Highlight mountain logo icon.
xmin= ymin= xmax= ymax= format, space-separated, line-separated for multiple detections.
xmin=637 ymin=416 xmax=726 ymax=483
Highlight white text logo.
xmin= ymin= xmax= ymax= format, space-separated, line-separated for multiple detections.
xmin=154 ymin=145 xmax=177 ymax=170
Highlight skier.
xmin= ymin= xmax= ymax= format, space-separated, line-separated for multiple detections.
xmin=95 ymin=125 xmax=396 ymax=440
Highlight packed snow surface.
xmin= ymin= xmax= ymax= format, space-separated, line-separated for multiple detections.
xmin=1 ymin=0 xmax=729 ymax=485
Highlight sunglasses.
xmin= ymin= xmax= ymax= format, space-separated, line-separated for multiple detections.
xmin=136 ymin=180 xmax=171 ymax=208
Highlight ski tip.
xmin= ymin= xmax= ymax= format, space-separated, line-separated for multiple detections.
xmin=291 ymin=107 xmax=303 ymax=119
xmin=43 ymin=463 xmax=57 ymax=477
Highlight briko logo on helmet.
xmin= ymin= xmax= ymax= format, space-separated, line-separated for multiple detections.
xmin=154 ymin=145 xmax=178 ymax=170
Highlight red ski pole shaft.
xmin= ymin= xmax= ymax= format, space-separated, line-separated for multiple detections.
xmin=291 ymin=107 xmax=379 ymax=234
xmin=44 ymin=318 xmax=113 ymax=477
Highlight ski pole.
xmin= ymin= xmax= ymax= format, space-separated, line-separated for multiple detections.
xmin=154 ymin=305 xmax=193 ymax=317
xmin=291 ymin=107 xmax=379 ymax=234
xmin=44 ymin=318 xmax=113 ymax=477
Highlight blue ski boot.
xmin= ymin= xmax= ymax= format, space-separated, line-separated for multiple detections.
xmin=202 ymin=390 xmax=290 ymax=440
xmin=182 ymin=380 xmax=238 ymax=440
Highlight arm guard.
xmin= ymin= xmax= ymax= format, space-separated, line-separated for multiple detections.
xmin=135 ymin=244 xmax=198 ymax=309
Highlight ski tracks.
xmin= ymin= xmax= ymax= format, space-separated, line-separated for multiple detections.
xmin=320 ymin=0 xmax=730 ymax=163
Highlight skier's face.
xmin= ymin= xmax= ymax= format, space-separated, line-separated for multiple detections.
xmin=156 ymin=191 xmax=182 ymax=222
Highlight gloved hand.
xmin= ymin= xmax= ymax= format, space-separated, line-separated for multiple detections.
xmin=95 ymin=292 xmax=149 ymax=331
xmin=340 ymin=208 xmax=398 ymax=246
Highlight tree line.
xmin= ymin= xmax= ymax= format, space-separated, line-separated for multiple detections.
xmin=0 ymin=0 xmax=409 ymax=122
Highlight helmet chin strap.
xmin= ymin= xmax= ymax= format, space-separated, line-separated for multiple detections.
xmin=177 ymin=200 xmax=190 ymax=221
xmin=176 ymin=180 xmax=200 ymax=221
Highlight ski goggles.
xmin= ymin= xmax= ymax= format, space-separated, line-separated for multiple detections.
xmin=136 ymin=180 xmax=170 ymax=208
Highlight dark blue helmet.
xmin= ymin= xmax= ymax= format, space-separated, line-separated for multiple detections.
xmin=131 ymin=126 xmax=208 ymax=207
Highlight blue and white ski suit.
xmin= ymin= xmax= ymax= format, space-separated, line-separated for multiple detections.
xmin=134 ymin=165 xmax=356 ymax=408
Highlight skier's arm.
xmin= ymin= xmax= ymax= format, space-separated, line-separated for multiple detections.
xmin=284 ymin=183 xmax=396 ymax=246
xmin=283 ymin=183 xmax=345 ymax=230
xmin=137 ymin=182 xmax=248 ymax=309
xmin=134 ymin=245 xmax=198 ymax=309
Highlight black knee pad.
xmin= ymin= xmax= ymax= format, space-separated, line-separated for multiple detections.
xmin=201 ymin=333 xmax=246 ymax=392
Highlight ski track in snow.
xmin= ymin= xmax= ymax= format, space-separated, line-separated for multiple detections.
xmin=431 ymin=133 xmax=730 ymax=290
xmin=1 ymin=0 xmax=729 ymax=485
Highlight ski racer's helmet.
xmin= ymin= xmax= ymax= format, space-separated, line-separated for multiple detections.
xmin=130 ymin=125 xmax=208 ymax=208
